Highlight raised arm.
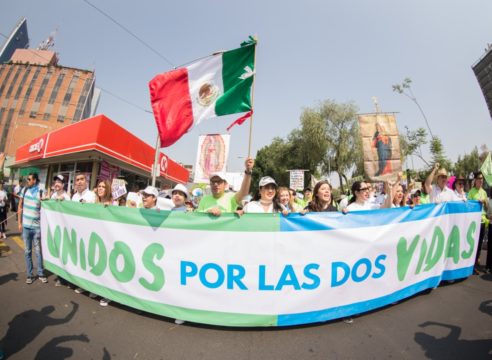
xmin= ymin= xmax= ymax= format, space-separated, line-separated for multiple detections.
xmin=234 ymin=157 xmax=254 ymax=204
xmin=424 ymin=163 xmax=440 ymax=196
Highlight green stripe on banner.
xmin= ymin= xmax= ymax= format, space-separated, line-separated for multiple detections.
xmin=45 ymin=261 xmax=277 ymax=327
xmin=42 ymin=201 xmax=280 ymax=232
xmin=215 ymin=44 xmax=255 ymax=116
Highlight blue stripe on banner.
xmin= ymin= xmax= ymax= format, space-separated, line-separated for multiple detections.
xmin=280 ymin=201 xmax=481 ymax=232
xmin=277 ymin=266 xmax=473 ymax=326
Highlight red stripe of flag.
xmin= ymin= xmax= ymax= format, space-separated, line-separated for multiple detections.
xmin=149 ymin=68 xmax=194 ymax=147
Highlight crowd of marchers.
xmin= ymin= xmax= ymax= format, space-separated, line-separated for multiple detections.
xmin=11 ymin=157 xmax=492 ymax=315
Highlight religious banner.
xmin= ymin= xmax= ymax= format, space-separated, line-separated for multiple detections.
xmin=358 ymin=113 xmax=402 ymax=181
xmin=193 ymin=134 xmax=230 ymax=183
xmin=289 ymin=170 xmax=305 ymax=191
xmin=41 ymin=201 xmax=480 ymax=327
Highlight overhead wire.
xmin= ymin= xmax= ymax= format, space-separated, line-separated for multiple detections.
xmin=81 ymin=0 xmax=175 ymax=68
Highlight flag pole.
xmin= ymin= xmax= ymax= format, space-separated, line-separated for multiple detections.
xmin=247 ymin=35 xmax=258 ymax=158
xmin=151 ymin=134 xmax=160 ymax=187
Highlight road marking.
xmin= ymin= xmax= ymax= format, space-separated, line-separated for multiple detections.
xmin=12 ymin=235 xmax=25 ymax=250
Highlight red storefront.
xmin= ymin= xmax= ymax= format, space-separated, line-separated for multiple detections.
xmin=13 ymin=114 xmax=189 ymax=191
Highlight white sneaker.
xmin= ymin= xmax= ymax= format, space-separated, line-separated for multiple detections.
xmin=74 ymin=287 xmax=84 ymax=294
xmin=174 ymin=319 xmax=185 ymax=325
xmin=100 ymin=298 xmax=110 ymax=307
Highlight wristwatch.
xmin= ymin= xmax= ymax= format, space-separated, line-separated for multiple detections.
xmin=244 ymin=170 xmax=252 ymax=175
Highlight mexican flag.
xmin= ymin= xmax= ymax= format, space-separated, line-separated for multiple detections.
xmin=149 ymin=41 xmax=256 ymax=147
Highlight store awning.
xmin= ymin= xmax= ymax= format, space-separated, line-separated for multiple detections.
xmin=14 ymin=114 xmax=189 ymax=184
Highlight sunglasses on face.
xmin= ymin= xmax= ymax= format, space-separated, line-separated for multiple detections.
xmin=358 ymin=187 xmax=369 ymax=192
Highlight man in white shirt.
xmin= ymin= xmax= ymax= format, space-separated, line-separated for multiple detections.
xmin=71 ymin=173 xmax=96 ymax=203
xmin=424 ymin=164 xmax=459 ymax=204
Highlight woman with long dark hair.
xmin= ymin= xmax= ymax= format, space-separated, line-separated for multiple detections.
xmin=304 ymin=181 xmax=337 ymax=212
xmin=243 ymin=176 xmax=282 ymax=213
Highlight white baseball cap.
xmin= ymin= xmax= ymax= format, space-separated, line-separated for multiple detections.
xmin=172 ymin=184 xmax=189 ymax=198
xmin=259 ymin=176 xmax=277 ymax=187
xmin=141 ymin=186 xmax=158 ymax=197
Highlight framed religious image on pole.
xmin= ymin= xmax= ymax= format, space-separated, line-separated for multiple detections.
xmin=358 ymin=113 xmax=402 ymax=181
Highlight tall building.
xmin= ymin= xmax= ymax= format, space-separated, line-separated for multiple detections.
xmin=0 ymin=17 xmax=29 ymax=64
xmin=472 ymin=44 xmax=492 ymax=121
xmin=0 ymin=48 xmax=99 ymax=158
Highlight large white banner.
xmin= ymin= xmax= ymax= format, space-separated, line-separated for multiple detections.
xmin=193 ymin=134 xmax=230 ymax=183
xmin=41 ymin=201 xmax=481 ymax=327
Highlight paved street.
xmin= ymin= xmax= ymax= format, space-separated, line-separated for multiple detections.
xmin=1 ymin=212 xmax=491 ymax=360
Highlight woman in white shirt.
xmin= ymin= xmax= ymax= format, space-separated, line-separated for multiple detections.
xmin=346 ymin=181 xmax=392 ymax=212
xmin=452 ymin=175 xmax=467 ymax=201
xmin=243 ymin=176 xmax=282 ymax=213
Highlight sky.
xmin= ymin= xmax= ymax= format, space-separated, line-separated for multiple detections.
xmin=2 ymin=0 xmax=492 ymax=177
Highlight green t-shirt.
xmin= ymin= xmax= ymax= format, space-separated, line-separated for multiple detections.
xmin=197 ymin=192 xmax=239 ymax=213
xmin=467 ymin=187 xmax=488 ymax=222
xmin=420 ymin=193 xmax=430 ymax=204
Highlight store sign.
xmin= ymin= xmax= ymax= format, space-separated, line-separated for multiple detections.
xmin=29 ymin=138 xmax=44 ymax=153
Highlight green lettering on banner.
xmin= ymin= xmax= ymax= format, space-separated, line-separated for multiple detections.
xmin=461 ymin=221 xmax=476 ymax=259
xmin=415 ymin=238 xmax=427 ymax=275
xmin=88 ymin=232 xmax=107 ymax=276
xmin=62 ymin=228 xmax=78 ymax=266
xmin=47 ymin=225 xmax=62 ymax=258
xmin=79 ymin=238 xmax=87 ymax=271
xmin=396 ymin=235 xmax=420 ymax=281
xmin=446 ymin=226 xmax=461 ymax=264
xmin=139 ymin=243 xmax=165 ymax=291
xmin=424 ymin=226 xmax=444 ymax=271
xmin=109 ymin=241 xmax=136 ymax=283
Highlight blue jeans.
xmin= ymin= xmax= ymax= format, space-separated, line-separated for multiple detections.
xmin=23 ymin=227 xmax=44 ymax=277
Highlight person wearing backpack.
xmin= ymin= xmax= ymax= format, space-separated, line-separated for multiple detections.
xmin=17 ymin=172 xmax=47 ymax=284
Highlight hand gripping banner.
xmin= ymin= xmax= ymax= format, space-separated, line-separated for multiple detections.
xmin=41 ymin=201 xmax=481 ymax=327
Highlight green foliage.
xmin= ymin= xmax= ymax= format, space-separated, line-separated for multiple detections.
xmin=454 ymin=146 xmax=482 ymax=177
xmin=253 ymin=99 xmax=362 ymax=193
xmin=429 ymin=136 xmax=452 ymax=171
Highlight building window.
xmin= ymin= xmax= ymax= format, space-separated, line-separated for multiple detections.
xmin=73 ymin=77 xmax=93 ymax=121
xmin=19 ymin=67 xmax=41 ymax=116
xmin=62 ymin=74 xmax=79 ymax=106
xmin=5 ymin=66 xmax=22 ymax=99
xmin=48 ymin=72 xmax=65 ymax=105
xmin=0 ymin=66 xmax=14 ymax=97
xmin=34 ymin=69 xmax=52 ymax=103
xmin=14 ymin=66 xmax=31 ymax=100
xmin=57 ymin=115 xmax=64 ymax=122
xmin=43 ymin=113 xmax=50 ymax=120
xmin=29 ymin=111 xmax=37 ymax=118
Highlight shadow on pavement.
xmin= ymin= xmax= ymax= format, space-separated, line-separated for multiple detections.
xmin=0 ymin=272 xmax=18 ymax=285
xmin=0 ymin=301 xmax=79 ymax=358
xmin=480 ymin=273 xmax=492 ymax=282
xmin=414 ymin=321 xmax=492 ymax=359
xmin=34 ymin=334 xmax=89 ymax=360
xmin=479 ymin=300 xmax=492 ymax=316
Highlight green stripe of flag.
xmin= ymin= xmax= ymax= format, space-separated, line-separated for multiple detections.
xmin=215 ymin=43 xmax=255 ymax=116
xmin=42 ymin=200 xmax=279 ymax=232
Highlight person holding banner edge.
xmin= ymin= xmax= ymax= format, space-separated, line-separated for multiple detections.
xmin=197 ymin=157 xmax=254 ymax=216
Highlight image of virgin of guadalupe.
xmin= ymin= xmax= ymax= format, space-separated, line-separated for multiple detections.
xmin=372 ymin=121 xmax=392 ymax=176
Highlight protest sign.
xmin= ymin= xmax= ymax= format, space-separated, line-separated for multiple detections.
xmin=111 ymin=179 xmax=127 ymax=200
xmin=41 ymin=201 xmax=480 ymax=327
xmin=194 ymin=134 xmax=230 ymax=183
xmin=289 ymin=170 xmax=305 ymax=190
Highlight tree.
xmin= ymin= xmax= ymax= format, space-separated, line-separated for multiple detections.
xmin=314 ymin=100 xmax=362 ymax=192
xmin=253 ymin=99 xmax=362 ymax=193
xmin=453 ymin=146 xmax=482 ymax=178
xmin=399 ymin=126 xmax=428 ymax=166
xmin=429 ymin=136 xmax=452 ymax=171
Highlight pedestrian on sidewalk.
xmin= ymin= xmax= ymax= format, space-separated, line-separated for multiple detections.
xmin=17 ymin=172 xmax=47 ymax=284
xmin=0 ymin=182 xmax=8 ymax=238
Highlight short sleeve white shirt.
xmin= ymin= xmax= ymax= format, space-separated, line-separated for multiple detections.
xmin=72 ymin=188 xmax=96 ymax=203
xmin=430 ymin=185 xmax=459 ymax=204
